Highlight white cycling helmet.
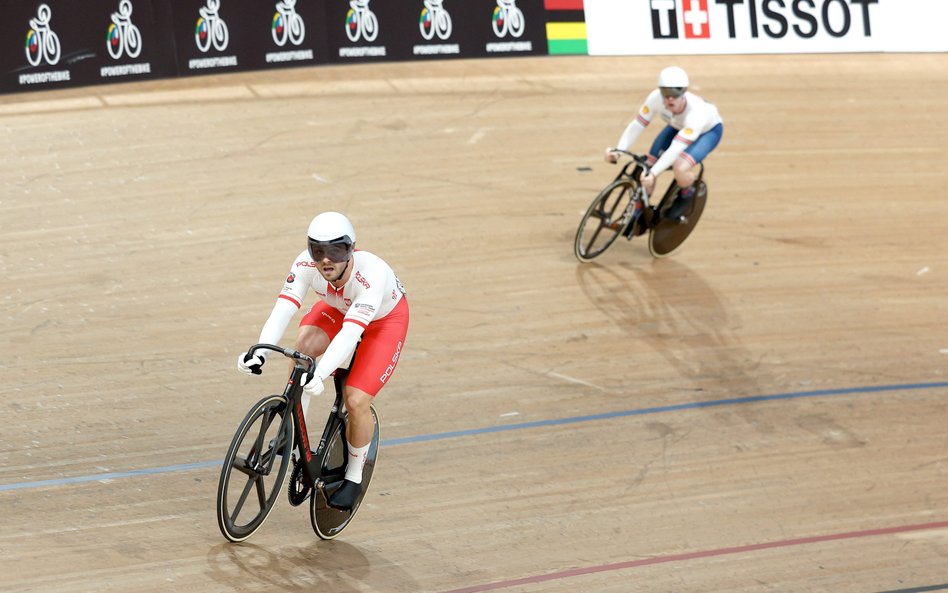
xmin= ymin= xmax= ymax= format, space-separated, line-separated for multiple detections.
xmin=307 ymin=211 xmax=356 ymax=243
xmin=657 ymin=66 xmax=689 ymax=97
xmin=307 ymin=212 xmax=356 ymax=262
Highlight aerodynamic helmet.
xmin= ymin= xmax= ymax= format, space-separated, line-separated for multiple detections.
xmin=658 ymin=66 xmax=689 ymax=98
xmin=306 ymin=211 xmax=356 ymax=262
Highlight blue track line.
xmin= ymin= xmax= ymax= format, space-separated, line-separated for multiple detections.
xmin=2 ymin=380 xmax=946 ymax=493
xmin=877 ymin=585 xmax=948 ymax=593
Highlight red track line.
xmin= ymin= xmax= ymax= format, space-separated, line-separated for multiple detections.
xmin=439 ymin=520 xmax=948 ymax=593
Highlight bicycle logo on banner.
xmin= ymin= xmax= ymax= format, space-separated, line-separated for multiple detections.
xmin=25 ymin=3 xmax=61 ymax=66
xmin=345 ymin=0 xmax=378 ymax=42
xmin=419 ymin=0 xmax=452 ymax=41
xmin=195 ymin=0 xmax=230 ymax=52
xmin=491 ymin=0 xmax=525 ymax=38
xmin=107 ymin=0 xmax=142 ymax=59
xmin=272 ymin=0 xmax=306 ymax=46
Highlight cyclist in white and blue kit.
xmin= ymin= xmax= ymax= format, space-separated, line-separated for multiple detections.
xmin=605 ymin=66 xmax=724 ymax=220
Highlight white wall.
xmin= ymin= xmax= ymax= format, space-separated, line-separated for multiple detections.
xmin=585 ymin=0 xmax=948 ymax=55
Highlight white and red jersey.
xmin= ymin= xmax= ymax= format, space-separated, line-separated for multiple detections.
xmin=617 ymin=89 xmax=723 ymax=175
xmin=249 ymin=247 xmax=408 ymax=389
xmin=256 ymin=249 xmax=406 ymax=351
xmin=278 ymin=249 xmax=404 ymax=327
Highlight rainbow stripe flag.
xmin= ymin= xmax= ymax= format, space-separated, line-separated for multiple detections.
xmin=545 ymin=0 xmax=587 ymax=55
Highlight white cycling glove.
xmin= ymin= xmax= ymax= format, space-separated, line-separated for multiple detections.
xmin=302 ymin=372 xmax=326 ymax=396
xmin=236 ymin=352 xmax=265 ymax=375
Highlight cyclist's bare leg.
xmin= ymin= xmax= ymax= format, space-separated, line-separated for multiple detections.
xmin=327 ymin=385 xmax=375 ymax=509
xmin=672 ymin=157 xmax=697 ymax=192
xmin=342 ymin=386 xmax=373 ymax=450
xmin=665 ymin=158 xmax=702 ymax=220
xmin=293 ymin=325 xmax=330 ymax=361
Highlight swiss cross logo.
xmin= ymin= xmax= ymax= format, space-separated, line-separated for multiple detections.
xmin=650 ymin=0 xmax=710 ymax=40
xmin=682 ymin=0 xmax=710 ymax=38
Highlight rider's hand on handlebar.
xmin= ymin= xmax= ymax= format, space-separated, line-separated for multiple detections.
xmin=237 ymin=352 xmax=265 ymax=375
xmin=640 ymin=172 xmax=657 ymax=196
xmin=302 ymin=372 xmax=325 ymax=396
xmin=604 ymin=148 xmax=619 ymax=164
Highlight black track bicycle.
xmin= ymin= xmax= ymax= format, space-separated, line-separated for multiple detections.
xmin=574 ymin=150 xmax=708 ymax=262
xmin=216 ymin=343 xmax=379 ymax=542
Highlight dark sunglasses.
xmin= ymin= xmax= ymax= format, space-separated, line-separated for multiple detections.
xmin=308 ymin=240 xmax=352 ymax=263
xmin=660 ymin=86 xmax=686 ymax=98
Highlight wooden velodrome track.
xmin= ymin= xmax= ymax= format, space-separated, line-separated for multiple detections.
xmin=2 ymin=53 xmax=947 ymax=592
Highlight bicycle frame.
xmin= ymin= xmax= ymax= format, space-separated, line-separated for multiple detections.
xmin=613 ymin=157 xmax=645 ymax=187
xmin=246 ymin=343 xmax=353 ymax=498
xmin=611 ymin=149 xmax=704 ymax=231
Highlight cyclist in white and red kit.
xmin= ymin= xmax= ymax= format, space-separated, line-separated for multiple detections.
xmin=236 ymin=211 xmax=408 ymax=510
xmin=605 ymin=66 xmax=724 ymax=220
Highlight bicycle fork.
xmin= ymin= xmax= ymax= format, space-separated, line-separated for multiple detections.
xmin=622 ymin=190 xmax=648 ymax=238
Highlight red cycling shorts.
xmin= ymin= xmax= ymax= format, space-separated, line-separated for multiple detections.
xmin=300 ymin=297 xmax=409 ymax=396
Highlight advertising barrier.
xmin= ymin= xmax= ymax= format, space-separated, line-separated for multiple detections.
xmin=170 ymin=0 xmax=329 ymax=77
xmin=1 ymin=0 xmax=549 ymax=94
xmin=585 ymin=0 xmax=948 ymax=55
xmin=325 ymin=0 xmax=548 ymax=62
xmin=545 ymin=0 xmax=588 ymax=55
xmin=1 ymin=0 xmax=178 ymax=92
xmin=1 ymin=0 xmax=943 ymax=95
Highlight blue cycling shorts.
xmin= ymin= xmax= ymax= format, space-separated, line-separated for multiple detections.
xmin=649 ymin=123 xmax=724 ymax=166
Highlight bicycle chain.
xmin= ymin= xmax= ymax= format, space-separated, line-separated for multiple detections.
xmin=287 ymin=457 xmax=312 ymax=507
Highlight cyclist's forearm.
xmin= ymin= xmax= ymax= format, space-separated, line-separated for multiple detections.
xmin=314 ymin=322 xmax=364 ymax=379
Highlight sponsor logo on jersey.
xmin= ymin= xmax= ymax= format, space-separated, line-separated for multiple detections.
xmin=354 ymin=302 xmax=375 ymax=315
xmin=286 ymin=272 xmax=296 ymax=283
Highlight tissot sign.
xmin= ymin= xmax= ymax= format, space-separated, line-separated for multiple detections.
xmin=585 ymin=0 xmax=947 ymax=54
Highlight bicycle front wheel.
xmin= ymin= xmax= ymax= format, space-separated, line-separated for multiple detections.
xmin=216 ymin=394 xmax=294 ymax=542
xmin=310 ymin=404 xmax=380 ymax=540
xmin=574 ymin=179 xmax=638 ymax=262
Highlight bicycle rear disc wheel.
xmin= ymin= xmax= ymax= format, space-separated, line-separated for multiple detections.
xmin=574 ymin=180 xmax=637 ymax=262
xmin=217 ymin=394 xmax=294 ymax=542
xmin=648 ymin=182 xmax=707 ymax=258
xmin=310 ymin=404 xmax=380 ymax=540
